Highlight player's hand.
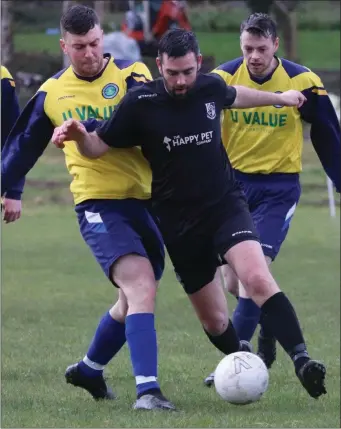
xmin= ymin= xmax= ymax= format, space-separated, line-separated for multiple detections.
xmin=280 ymin=90 xmax=307 ymax=108
xmin=2 ymin=198 xmax=22 ymax=224
xmin=52 ymin=119 xmax=87 ymax=149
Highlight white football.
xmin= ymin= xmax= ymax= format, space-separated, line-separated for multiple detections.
xmin=214 ymin=351 xmax=269 ymax=405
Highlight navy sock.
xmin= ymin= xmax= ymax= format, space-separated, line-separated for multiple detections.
xmin=233 ymin=297 xmax=261 ymax=341
xmin=125 ymin=313 xmax=160 ymax=397
xmin=78 ymin=311 xmax=126 ymax=377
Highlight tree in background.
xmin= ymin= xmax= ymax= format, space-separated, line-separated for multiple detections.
xmin=1 ymin=0 xmax=14 ymax=66
xmin=62 ymin=0 xmax=75 ymax=67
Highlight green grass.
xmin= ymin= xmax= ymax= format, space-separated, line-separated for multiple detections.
xmin=2 ymin=202 xmax=340 ymax=428
xmin=14 ymin=30 xmax=340 ymax=70
xmin=2 ymin=136 xmax=340 ymax=427
xmin=2 ymin=76 xmax=340 ymax=427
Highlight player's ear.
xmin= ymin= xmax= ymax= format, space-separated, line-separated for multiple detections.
xmin=60 ymin=38 xmax=67 ymax=54
xmin=156 ymin=56 xmax=162 ymax=75
xmin=274 ymin=37 xmax=280 ymax=53
xmin=197 ymin=54 xmax=202 ymax=71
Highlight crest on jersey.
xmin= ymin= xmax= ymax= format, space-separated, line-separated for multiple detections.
xmin=102 ymin=83 xmax=119 ymax=99
xmin=205 ymin=102 xmax=216 ymax=119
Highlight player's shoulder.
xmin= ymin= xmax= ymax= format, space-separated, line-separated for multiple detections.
xmin=199 ymin=72 xmax=226 ymax=91
xmin=112 ymin=57 xmax=143 ymax=71
xmin=113 ymin=57 xmax=152 ymax=78
xmin=1 ymin=65 xmax=13 ymax=80
xmin=280 ymin=58 xmax=310 ymax=77
xmin=214 ymin=57 xmax=244 ymax=77
xmin=38 ymin=67 xmax=71 ymax=93
xmin=123 ymin=78 xmax=158 ymax=102
xmin=280 ymin=58 xmax=323 ymax=87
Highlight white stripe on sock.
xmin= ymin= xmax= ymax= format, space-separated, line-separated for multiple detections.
xmin=83 ymin=355 xmax=105 ymax=371
xmin=135 ymin=375 xmax=157 ymax=385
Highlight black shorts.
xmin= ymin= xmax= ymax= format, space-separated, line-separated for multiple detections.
xmin=165 ymin=189 xmax=259 ymax=295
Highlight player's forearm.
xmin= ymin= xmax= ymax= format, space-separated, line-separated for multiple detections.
xmin=75 ymin=131 xmax=109 ymax=159
xmin=232 ymin=85 xmax=282 ymax=108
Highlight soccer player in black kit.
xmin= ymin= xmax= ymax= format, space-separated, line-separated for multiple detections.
xmin=52 ymin=29 xmax=326 ymax=408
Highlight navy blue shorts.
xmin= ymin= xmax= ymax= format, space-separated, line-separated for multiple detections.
xmin=234 ymin=170 xmax=301 ymax=261
xmin=75 ymin=199 xmax=165 ymax=284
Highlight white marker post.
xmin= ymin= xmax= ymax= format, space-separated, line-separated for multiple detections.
xmin=327 ymin=93 xmax=340 ymax=218
xmin=327 ymin=176 xmax=336 ymax=218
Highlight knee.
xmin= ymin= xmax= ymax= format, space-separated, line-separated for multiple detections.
xmin=111 ymin=255 xmax=157 ymax=312
xmin=243 ymin=269 xmax=275 ymax=297
xmin=201 ymin=311 xmax=228 ymax=336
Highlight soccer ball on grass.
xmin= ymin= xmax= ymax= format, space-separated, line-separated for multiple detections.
xmin=214 ymin=351 xmax=269 ymax=405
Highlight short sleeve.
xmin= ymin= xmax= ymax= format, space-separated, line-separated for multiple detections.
xmin=224 ymin=85 xmax=237 ymax=108
xmin=96 ymin=92 xmax=139 ymax=148
xmin=209 ymin=72 xmax=236 ymax=108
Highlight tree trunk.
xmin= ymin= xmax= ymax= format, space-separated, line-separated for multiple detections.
xmin=62 ymin=0 xmax=76 ymax=68
xmin=94 ymin=1 xmax=105 ymax=23
xmin=1 ymin=0 xmax=14 ymax=66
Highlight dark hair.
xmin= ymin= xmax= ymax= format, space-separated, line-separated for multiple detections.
xmin=60 ymin=4 xmax=100 ymax=36
xmin=240 ymin=13 xmax=277 ymax=41
xmin=158 ymin=29 xmax=200 ymax=60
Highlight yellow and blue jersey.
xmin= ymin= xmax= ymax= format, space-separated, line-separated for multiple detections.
xmin=2 ymin=55 xmax=153 ymax=204
xmin=1 ymin=65 xmax=20 ymax=148
xmin=1 ymin=65 xmax=24 ymax=199
xmin=212 ymin=57 xmax=340 ymax=191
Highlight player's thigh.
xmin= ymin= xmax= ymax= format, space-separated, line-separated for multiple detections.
xmin=218 ymin=264 xmax=239 ymax=295
xmin=211 ymin=191 xmax=276 ymax=298
xmin=251 ymin=181 xmax=301 ymax=261
xmin=225 ymin=240 xmax=279 ymax=301
xmin=213 ymin=189 xmax=260 ymax=261
xmin=166 ymin=234 xmax=217 ymax=296
xmin=75 ymin=199 xmax=157 ymax=287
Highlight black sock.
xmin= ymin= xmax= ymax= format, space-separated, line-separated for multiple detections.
xmin=204 ymin=319 xmax=240 ymax=355
xmin=261 ymin=292 xmax=309 ymax=372
xmin=259 ymin=312 xmax=274 ymax=339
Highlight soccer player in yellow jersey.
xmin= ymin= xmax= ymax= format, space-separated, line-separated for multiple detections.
xmin=2 ymin=5 xmax=174 ymax=410
xmin=203 ymin=13 xmax=340 ymax=385
xmin=1 ymin=66 xmax=23 ymax=223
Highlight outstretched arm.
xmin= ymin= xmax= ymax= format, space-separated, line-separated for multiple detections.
xmin=52 ymin=120 xmax=109 ymax=158
xmin=231 ymin=85 xmax=306 ymax=109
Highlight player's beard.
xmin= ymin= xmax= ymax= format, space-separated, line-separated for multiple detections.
xmin=171 ymin=86 xmax=189 ymax=99
xmin=162 ymin=68 xmax=198 ymax=99
xmin=164 ymin=80 xmax=196 ymax=99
